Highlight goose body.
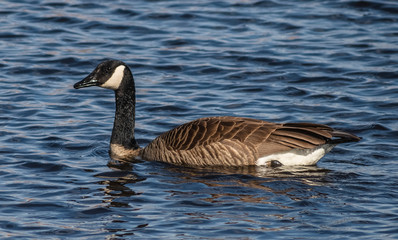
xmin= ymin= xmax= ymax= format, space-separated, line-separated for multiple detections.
xmin=74 ymin=60 xmax=360 ymax=167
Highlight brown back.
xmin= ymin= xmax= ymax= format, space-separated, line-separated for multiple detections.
xmin=141 ymin=116 xmax=359 ymax=166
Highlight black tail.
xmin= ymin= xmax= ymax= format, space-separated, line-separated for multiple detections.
xmin=328 ymin=130 xmax=361 ymax=144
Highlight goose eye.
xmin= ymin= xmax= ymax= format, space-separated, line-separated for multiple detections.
xmin=102 ymin=66 xmax=111 ymax=74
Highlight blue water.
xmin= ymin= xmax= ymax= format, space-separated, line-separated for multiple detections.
xmin=1 ymin=0 xmax=398 ymax=239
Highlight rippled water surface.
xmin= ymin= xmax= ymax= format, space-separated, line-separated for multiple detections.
xmin=1 ymin=0 xmax=398 ymax=239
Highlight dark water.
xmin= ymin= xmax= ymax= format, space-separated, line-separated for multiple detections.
xmin=1 ymin=0 xmax=397 ymax=239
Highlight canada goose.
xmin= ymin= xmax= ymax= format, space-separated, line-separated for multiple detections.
xmin=74 ymin=60 xmax=360 ymax=167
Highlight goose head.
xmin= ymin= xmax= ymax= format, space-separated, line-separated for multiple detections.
xmin=74 ymin=60 xmax=132 ymax=91
xmin=74 ymin=60 xmax=140 ymax=159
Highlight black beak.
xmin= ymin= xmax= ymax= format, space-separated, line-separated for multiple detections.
xmin=74 ymin=74 xmax=100 ymax=89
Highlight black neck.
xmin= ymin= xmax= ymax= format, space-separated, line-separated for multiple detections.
xmin=110 ymin=68 xmax=139 ymax=150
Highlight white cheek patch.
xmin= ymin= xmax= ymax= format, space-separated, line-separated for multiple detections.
xmin=101 ymin=65 xmax=125 ymax=90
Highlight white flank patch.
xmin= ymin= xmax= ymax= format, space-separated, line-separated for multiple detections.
xmin=256 ymin=144 xmax=336 ymax=166
xmin=101 ymin=65 xmax=125 ymax=90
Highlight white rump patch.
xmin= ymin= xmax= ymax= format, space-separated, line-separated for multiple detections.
xmin=101 ymin=65 xmax=125 ymax=90
xmin=256 ymin=144 xmax=336 ymax=166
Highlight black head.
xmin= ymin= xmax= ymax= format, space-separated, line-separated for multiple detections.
xmin=74 ymin=60 xmax=129 ymax=91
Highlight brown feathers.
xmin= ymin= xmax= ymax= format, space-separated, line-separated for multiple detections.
xmin=76 ymin=60 xmax=360 ymax=167
xmin=141 ymin=116 xmax=360 ymax=166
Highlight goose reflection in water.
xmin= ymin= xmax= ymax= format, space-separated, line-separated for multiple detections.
xmin=97 ymin=159 xmax=331 ymax=206
xmin=93 ymin=159 xmax=335 ymax=236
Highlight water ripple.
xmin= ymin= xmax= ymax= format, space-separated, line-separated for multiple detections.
xmin=0 ymin=0 xmax=397 ymax=239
